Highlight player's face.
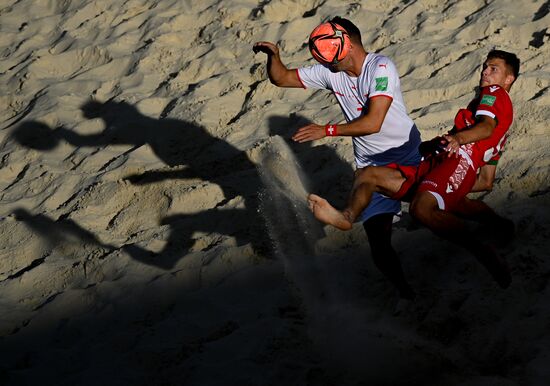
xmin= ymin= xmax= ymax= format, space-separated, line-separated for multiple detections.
xmin=326 ymin=55 xmax=347 ymax=72
xmin=480 ymin=58 xmax=512 ymax=88
xmin=326 ymin=51 xmax=352 ymax=73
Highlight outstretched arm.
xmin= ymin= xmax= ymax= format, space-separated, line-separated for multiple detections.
xmin=442 ymin=115 xmax=497 ymax=157
xmin=292 ymin=96 xmax=392 ymax=142
xmin=253 ymin=41 xmax=303 ymax=88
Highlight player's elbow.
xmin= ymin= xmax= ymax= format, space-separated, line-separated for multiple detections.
xmin=472 ymin=179 xmax=494 ymax=192
xmin=481 ymin=127 xmax=493 ymax=140
xmin=367 ymin=115 xmax=386 ymax=134
xmin=268 ymin=69 xmax=301 ymax=88
xmin=478 ymin=119 xmax=497 ymax=140
xmin=363 ymin=122 xmax=383 ymax=134
xmin=480 ymin=181 xmax=494 ymax=192
xmin=271 ymin=78 xmax=289 ymax=87
xmin=483 ymin=181 xmax=494 ymax=191
xmin=267 ymin=75 xmax=282 ymax=86
xmin=355 ymin=118 xmax=383 ymax=135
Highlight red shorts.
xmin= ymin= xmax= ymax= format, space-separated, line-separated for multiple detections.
xmin=388 ymin=153 xmax=477 ymax=211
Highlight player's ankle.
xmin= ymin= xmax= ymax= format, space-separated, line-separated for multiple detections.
xmin=342 ymin=209 xmax=355 ymax=224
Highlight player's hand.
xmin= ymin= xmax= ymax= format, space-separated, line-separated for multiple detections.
xmin=253 ymin=41 xmax=279 ymax=56
xmin=443 ymin=134 xmax=460 ymax=157
xmin=292 ymin=123 xmax=325 ymax=143
xmin=419 ymin=136 xmax=446 ymax=157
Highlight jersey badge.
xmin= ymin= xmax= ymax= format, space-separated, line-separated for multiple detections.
xmin=480 ymin=94 xmax=496 ymax=106
xmin=375 ymin=77 xmax=388 ymax=91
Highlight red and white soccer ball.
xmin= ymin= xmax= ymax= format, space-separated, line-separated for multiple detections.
xmin=308 ymin=22 xmax=351 ymax=64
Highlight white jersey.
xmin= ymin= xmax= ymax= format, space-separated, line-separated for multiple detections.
xmin=297 ymin=53 xmax=416 ymax=168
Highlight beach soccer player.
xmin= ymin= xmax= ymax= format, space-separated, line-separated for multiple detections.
xmin=254 ymin=17 xmax=422 ymax=299
xmin=309 ymin=50 xmax=520 ymax=289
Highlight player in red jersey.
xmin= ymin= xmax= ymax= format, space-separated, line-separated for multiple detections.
xmin=309 ymin=50 xmax=520 ymax=288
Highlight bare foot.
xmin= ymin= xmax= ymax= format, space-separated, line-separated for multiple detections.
xmin=308 ymin=194 xmax=353 ymax=230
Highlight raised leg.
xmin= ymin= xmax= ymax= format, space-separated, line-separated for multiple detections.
xmin=308 ymin=166 xmax=405 ymax=231
xmin=454 ymin=197 xmax=515 ymax=242
xmin=410 ymin=192 xmax=511 ymax=288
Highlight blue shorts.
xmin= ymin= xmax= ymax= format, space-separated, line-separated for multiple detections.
xmin=357 ymin=192 xmax=401 ymax=222
xmin=357 ymin=124 xmax=421 ymax=222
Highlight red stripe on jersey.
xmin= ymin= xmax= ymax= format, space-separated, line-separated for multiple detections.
xmin=370 ymin=95 xmax=393 ymax=101
xmin=295 ymin=69 xmax=306 ymax=89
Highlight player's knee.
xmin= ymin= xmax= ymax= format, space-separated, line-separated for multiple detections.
xmin=353 ymin=168 xmax=378 ymax=192
xmin=355 ymin=166 xmax=378 ymax=184
xmin=410 ymin=192 xmax=438 ymax=223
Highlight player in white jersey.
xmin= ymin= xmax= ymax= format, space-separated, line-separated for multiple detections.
xmin=254 ymin=17 xmax=420 ymax=299
xmin=296 ymin=51 xmax=420 ymax=168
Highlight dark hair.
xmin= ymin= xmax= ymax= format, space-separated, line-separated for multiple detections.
xmin=330 ymin=16 xmax=362 ymax=45
xmin=487 ymin=50 xmax=520 ymax=80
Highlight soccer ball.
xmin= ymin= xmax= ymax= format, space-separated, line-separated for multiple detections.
xmin=308 ymin=22 xmax=351 ymax=64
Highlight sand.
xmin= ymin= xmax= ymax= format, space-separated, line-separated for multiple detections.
xmin=1 ymin=0 xmax=549 ymax=385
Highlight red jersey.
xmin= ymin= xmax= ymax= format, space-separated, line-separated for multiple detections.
xmin=453 ymin=85 xmax=513 ymax=169
xmin=389 ymin=86 xmax=514 ymax=210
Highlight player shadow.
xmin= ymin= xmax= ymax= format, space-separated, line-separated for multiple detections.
xmin=10 ymin=106 xmax=357 ymax=269
xmin=11 ymin=208 xmax=116 ymax=257
xmin=11 ymin=101 xmax=268 ymax=269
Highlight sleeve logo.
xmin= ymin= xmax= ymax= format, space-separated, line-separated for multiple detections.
xmin=375 ymin=77 xmax=388 ymax=91
xmin=480 ymin=95 xmax=496 ymax=106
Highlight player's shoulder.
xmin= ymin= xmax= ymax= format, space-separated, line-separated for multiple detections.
xmin=481 ymin=84 xmax=510 ymax=98
xmin=481 ymin=84 xmax=508 ymax=94
xmin=300 ymin=63 xmax=332 ymax=78
xmin=369 ymin=53 xmax=395 ymax=68
xmin=479 ymin=85 xmax=512 ymax=106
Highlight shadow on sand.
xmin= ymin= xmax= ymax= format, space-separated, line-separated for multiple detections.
xmin=10 ymin=102 xmax=352 ymax=269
